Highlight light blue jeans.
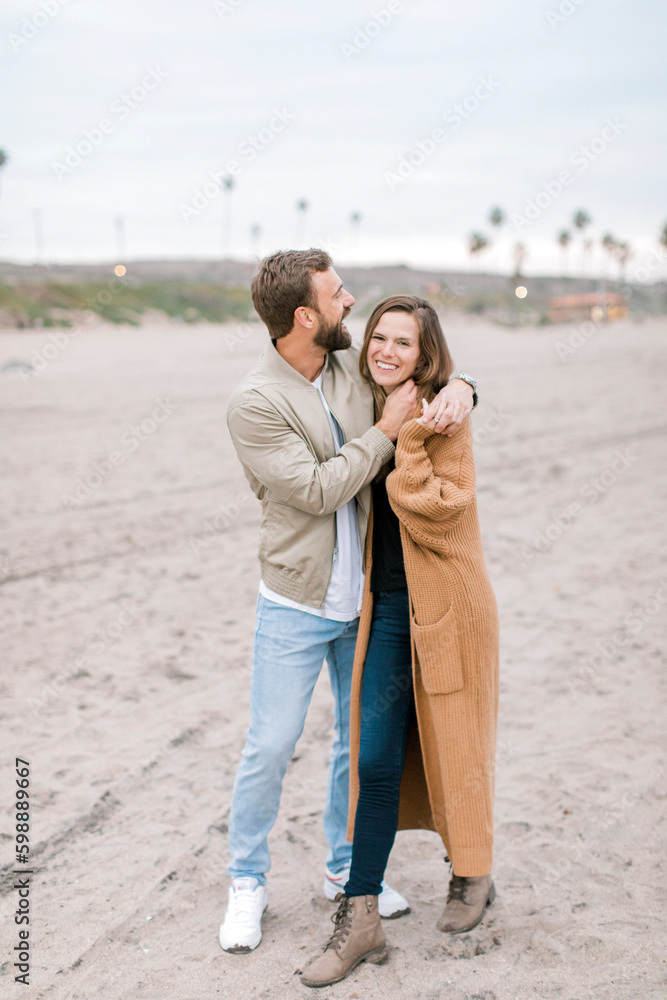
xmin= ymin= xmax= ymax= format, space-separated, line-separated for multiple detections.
xmin=227 ymin=594 xmax=358 ymax=884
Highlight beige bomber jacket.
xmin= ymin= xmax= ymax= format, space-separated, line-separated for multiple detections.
xmin=226 ymin=341 xmax=395 ymax=611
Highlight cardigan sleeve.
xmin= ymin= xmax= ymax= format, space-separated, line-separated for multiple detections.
xmin=385 ymin=418 xmax=475 ymax=549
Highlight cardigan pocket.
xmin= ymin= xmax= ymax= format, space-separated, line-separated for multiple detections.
xmin=411 ymin=604 xmax=464 ymax=695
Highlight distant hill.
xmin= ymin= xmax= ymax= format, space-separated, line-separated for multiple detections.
xmin=0 ymin=259 xmax=664 ymax=328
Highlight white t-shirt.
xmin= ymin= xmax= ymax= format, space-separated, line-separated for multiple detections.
xmin=259 ymin=370 xmax=365 ymax=621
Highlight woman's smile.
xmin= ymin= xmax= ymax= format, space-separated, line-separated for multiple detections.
xmin=367 ymin=311 xmax=421 ymax=390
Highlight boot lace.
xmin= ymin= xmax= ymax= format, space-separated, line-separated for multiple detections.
xmin=324 ymin=895 xmax=354 ymax=953
xmin=447 ymin=873 xmax=470 ymax=904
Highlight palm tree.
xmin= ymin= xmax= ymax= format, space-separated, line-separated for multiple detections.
xmin=222 ymin=175 xmax=235 ymax=259
xmin=557 ymin=229 xmax=571 ymax=276
xmin=583 ymin=237 xmax=594 ymax=276
xmin=488 ymin=206 xmax=505 ymax=273
xmin=601 ymin=233 xmax=617 ymax=279
xmin=572 ymin=209 xmax=592 ymax=276
xmin=0 ymin=149 xmax=8 ymax=214
xmin=614 ymin=241 xmax=632 ymax=283
xmin=350 ymin=210 xmax=362 ymax=254
xmin=489 ymin=206 xmax=505 ymax=228
xmin=512 ymin=242 xmax=528 ymax=279
xmin=295 ymin=198 xmax=309 ymax=247
xmin=468 ymin=231 xmax=490 ymax=271
xmin=250 ymin=222 xmax=261 ymax=259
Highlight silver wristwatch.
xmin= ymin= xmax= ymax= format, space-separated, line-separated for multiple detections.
xmin=448 ymin=372 xmax=478 ymax=408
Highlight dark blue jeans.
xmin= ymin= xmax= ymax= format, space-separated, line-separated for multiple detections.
xmin=344 ymin=588 xmax=415 ymax=897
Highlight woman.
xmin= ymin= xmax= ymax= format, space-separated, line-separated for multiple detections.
xmin=301 ymin=296 xmax=499 ymax=988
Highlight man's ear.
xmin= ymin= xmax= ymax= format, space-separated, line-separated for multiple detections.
xmin=294 ymin=305 xmax=315 ymax=330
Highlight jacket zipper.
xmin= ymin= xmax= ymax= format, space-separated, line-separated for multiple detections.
xmin=320 ymin=533 xmax=337 ymax=617
xmin=321 ymin=385 xmax=343 ymax=617
xmin=327 ymin=403 xmax=347 ymax=444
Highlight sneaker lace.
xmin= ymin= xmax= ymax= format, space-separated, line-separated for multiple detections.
xmin=231 ymin=887 xmax=259 ymax=925
xmin=324 ymin=895 xmax=354 ymax=953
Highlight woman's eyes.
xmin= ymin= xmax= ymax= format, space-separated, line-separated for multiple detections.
xmin=372 ymin=335 xmax=410 ymax=346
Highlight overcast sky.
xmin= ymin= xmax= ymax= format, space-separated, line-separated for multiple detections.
xmin=2 ymin=0 xmax=666 ymax=277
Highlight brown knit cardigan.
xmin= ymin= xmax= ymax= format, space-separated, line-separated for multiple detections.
xmin=347 ymin=417 xmax=499 ymax=877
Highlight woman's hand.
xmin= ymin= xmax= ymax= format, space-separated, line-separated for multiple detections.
xmin=418 ymin=396 xmax=464 ymax=432
xmin=375 ymin=379 xmax=418 ymax=442
xmin=420 ymin=380 xmax=473 ymax=436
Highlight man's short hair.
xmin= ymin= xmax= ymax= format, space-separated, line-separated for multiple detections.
xmin=251 ymin=248 xmax=333 ymax=339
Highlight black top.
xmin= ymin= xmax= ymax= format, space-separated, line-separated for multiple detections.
xmin=370 ymin=458 xmax=407 ymax=592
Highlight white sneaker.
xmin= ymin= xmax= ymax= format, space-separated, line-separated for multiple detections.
xmin=219 ymin=877 xmax=268 ymax=952
xmin=323 ymin=865 xmax=410 ymax=919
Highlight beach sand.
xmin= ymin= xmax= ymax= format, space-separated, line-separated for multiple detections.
xmin=1 ymin=313 xmax=665 ymax=999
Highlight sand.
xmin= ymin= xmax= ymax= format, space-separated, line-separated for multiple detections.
xmin=0 ymin=312 xmax=665 ymax=1000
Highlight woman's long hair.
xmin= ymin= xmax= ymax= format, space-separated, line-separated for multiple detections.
xmin=359 ymin=295 xmax=454 ymax=423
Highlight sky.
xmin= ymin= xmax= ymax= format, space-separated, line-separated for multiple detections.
xmin=1 ymin=0 xmax=666 ymax=278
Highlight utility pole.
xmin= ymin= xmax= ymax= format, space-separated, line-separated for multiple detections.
xmin=33 ymin=208 xmax=45 ymax=265
xmin=114 ymin=214 xmax=126 ymax=262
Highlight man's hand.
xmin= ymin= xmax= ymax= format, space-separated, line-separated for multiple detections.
xmin=420 ymin=379 xmax=473 ymax=437
xmin=375 ymin=380 xmax=418 ymax=442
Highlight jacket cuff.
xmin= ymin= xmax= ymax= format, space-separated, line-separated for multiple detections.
xmin=364 ymin=425 xmax=396 ymax=464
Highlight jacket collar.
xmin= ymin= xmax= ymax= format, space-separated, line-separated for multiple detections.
xmin=261 ymin=339 xmax=330 ymax=388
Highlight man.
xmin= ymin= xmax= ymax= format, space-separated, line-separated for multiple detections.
xmin=220 ymin=249 xmax=476 ymax=952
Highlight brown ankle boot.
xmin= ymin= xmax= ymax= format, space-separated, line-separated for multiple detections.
xmin=437 ymin=873 xmax=496 ymax=934
xmin=300 ymin=894 xmax=388 ymax=988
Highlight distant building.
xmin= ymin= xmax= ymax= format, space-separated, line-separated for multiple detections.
xmin=548 ymin=291 xmax=627 ymax=323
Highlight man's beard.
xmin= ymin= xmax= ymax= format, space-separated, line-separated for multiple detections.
xmin=313 ymin=311 xmax=352 ymax=352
